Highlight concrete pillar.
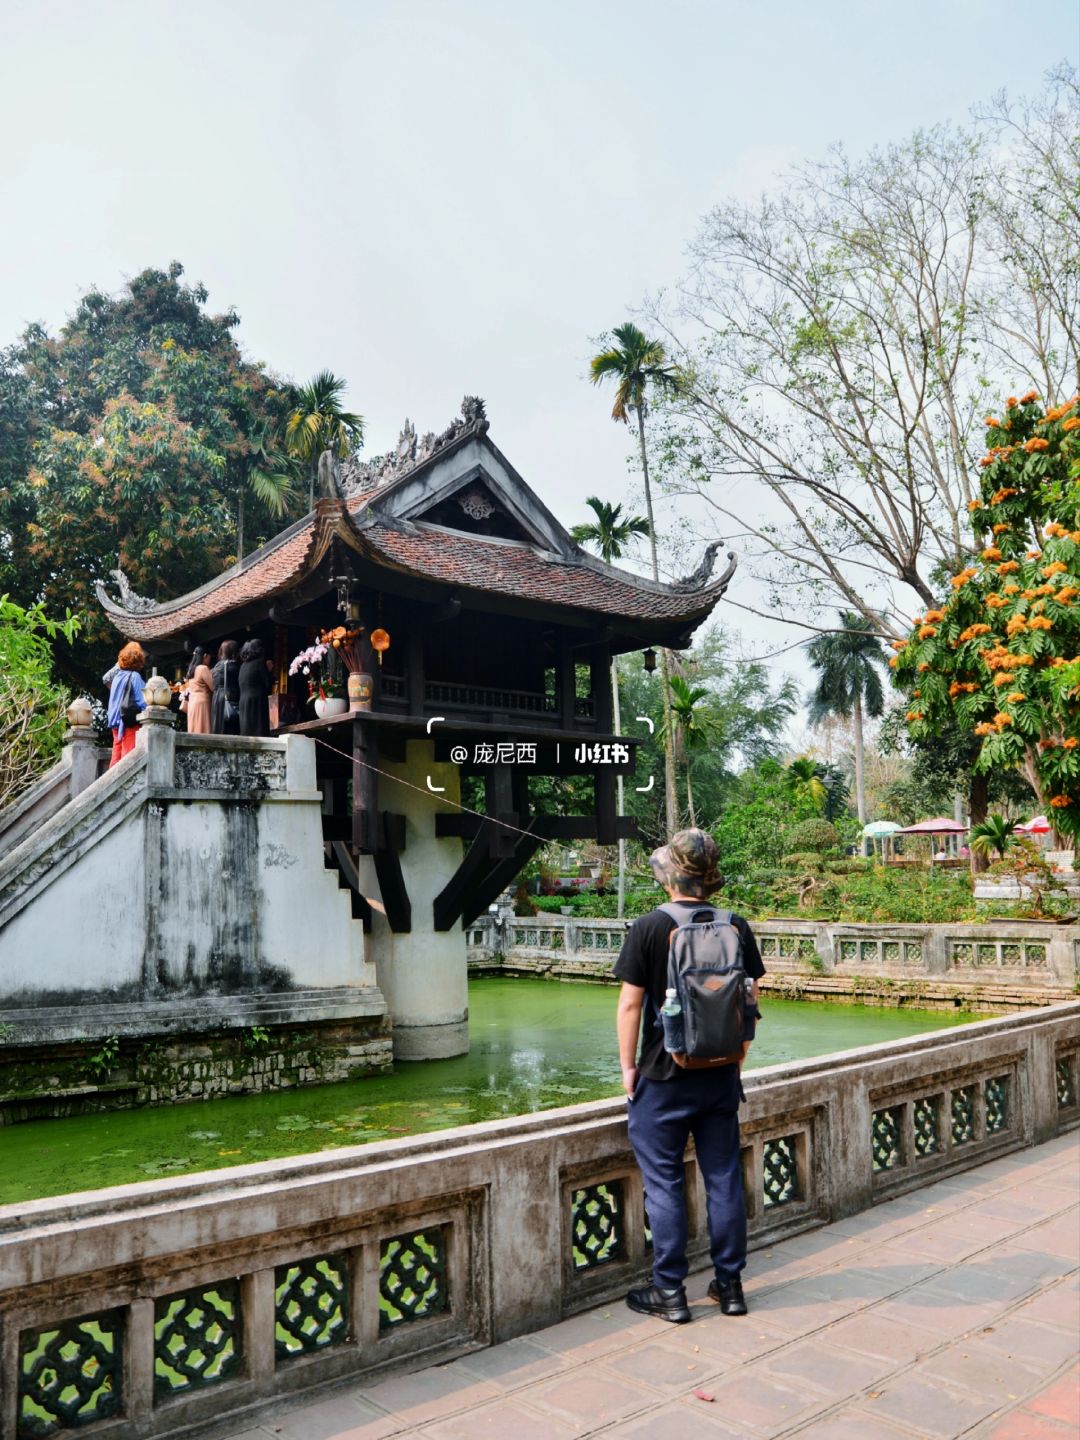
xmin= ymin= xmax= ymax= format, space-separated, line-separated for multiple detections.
xmin=135 ymin=701 xmax=176 ymax=786
xmin=65 ymin=726 xmax=102 ymax=798
xmin=359 ymin=739 xmax=467 ymax=1060
xmin=924 ymin=926 xmax=949 ymax=974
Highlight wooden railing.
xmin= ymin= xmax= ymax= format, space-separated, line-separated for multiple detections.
xmin=374 ymin=677 xmax=596 ymax=722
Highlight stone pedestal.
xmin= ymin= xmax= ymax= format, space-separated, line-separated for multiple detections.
xmin=65 ymin=725 xmax=102 ymax=798
xmin=358 ymin=740 xmax=468 ymax=1061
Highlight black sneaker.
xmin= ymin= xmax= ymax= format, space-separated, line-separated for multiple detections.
xmin=626 ymin=1284 xmax=692 ymax=1324
xmin=707 ymin=1275 xmax=747 ymax=1315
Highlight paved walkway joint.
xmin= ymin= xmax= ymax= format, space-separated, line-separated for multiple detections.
xmin=219 ymin=1133 xmax=1079 ymax=1439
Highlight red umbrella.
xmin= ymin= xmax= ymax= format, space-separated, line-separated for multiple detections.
xmin=1016 ymin=815 xmax=1052 ymax=834
xmin=897 ymin=817 xmax=968 ymax=834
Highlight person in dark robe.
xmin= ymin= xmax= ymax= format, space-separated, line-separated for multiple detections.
xmin=238 ymin=638 xmax=273 ymax=736
xmin=211 ymin=639 xmax=241 ymax=735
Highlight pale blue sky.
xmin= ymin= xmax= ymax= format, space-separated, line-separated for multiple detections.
xmin=2 ymin=0 xmax=1077 ymax=673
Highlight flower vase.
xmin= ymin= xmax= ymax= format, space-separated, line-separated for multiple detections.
xmin=314 ymin=696 xmax=349 ymax=719
xmin=348 ymin=670 xmax=374 ymax=711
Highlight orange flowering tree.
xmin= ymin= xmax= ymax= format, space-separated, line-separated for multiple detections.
xmin=892 ymin=391 xmax=1080 ymax=840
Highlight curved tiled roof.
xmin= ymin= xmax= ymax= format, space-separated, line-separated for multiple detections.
xmin=369 ymin=523 xmax=726 ymax=620
xmin=100 ymin=497 xmax=733 ymax=643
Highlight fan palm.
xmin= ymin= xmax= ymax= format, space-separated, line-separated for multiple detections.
xmin=285 ymin=371 xmax=365 ymax=508
xmin=590 ymin=323 xmax=682 ymax=833
xmin=970 ymin=814 xmax=1017 ymax=862
xmin=571 ymin=495 xmax=650 ymax=915
xmin=666 ymin=675 xmax=721 ymax=828
xmin=806 ymin=613 xmax=887 ymax=824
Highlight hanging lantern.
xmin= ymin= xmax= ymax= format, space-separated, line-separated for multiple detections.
xmin=642 ymin=647 xmax=657 ymax=674
xmin=370 ymin=628 xmax=391 ymax=666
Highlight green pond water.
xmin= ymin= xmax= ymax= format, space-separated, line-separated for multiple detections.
xmin=0 ymin=979 xmax=989 ymax=1206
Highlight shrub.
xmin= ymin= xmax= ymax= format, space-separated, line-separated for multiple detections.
xmin=0 ymin=596 xmax=79 ymax=811
xmin=786 ymin=818 xmax=841 ymax=854
xmin=780 ymin=852 xmax=828 ymax=870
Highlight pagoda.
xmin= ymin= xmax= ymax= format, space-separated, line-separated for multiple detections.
xmin=99 ymin=399 xmax=734 ymax=1057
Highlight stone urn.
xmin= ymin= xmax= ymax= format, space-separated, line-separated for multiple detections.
xmin=348 ymin=670 xmax=374 ymax=711
xmin=315 ymin=695 xmax=349 ymax=719
xmin=66 ymin=695 xmax=94 ymax=730
xmin=143 ymin=670 xmax=173 ymax=709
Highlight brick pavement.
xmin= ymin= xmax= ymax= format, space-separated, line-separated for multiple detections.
xmin=219 ymin=1132 xmax=1078 ymax=1440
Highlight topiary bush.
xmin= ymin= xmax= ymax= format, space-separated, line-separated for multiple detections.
xmin=786 ymin=818 xmax=841 ymax=854
xmin=780 ymin=851 xmax=828 ymax=870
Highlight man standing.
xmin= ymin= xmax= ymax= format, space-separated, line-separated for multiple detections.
xmin=613 ymin=828 xmax=764 ymax=1323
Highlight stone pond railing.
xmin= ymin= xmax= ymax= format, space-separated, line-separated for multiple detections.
xmin=466 ymin=914 xmax=1080 ymax=999
xmin=1 ymin=1004 xmax=1077 ymax=1440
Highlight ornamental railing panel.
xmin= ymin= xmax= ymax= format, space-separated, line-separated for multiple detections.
xmin=379 ymin=1229 xmax=448 ymax=1329
xmin=274 ymin=1255 xmax=350 ymax=1361
xmin=949 ymin=937 xmax=1048 ymax=970
xmin=153 ymin=1282 xmax=242 ymax=1399
xmin=2 ymin=1005 xmax=1075 ymax=1440
xmin=17 ymin=1310 xmax=124 ymax=1439
xmin=837 ymin=937 xmax=925 ymax=967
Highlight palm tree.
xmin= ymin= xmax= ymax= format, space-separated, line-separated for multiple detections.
xmin=285 ymin=371 xmax=365 ymax=508
xmin=236 ymin=422 xmax=298 ymax=561
xmin=806 ymin=613 xmax=887 ymax=825
xmin=570 ymin=497 xmax=650 ymax=561
xmin=786 ymin=757 xmax=828 ymax=814
xmin=666 ymin=675 xmax=721 ymax=828
xmin=970 ymin=814 xmax=1017 ymax=862
xmin=571 ymin=495 xmax=650 ymax=916
xmin=590 ymin=324 xmax=682 ymax=834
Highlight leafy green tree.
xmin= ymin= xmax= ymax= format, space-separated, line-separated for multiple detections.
xmin=0 ymin=264 xmax=305 ymax=685
xmin=590 ymin=322 xmax=682 ymax=834
xmin=618 ymin=627 xmax=796 ymax=846
xmin=893 ymin=391 xmax=1080 ymax=842
xmin=874 ymin=703 xmax=1030 ymax=870
xmin=666 ymin=674 xmax=721 ymax=827
xmin=807 ymin=613 xmax=888 ymax=824
xmin=0 ymin=596 xmax=79 ymax=809
xmin=571 ymin=494 xmax=650 ymax=915
xmin=712 ymin=759 xmax=823 ymax=880
xmin=285 ymin=370 xmax=364 ymax=508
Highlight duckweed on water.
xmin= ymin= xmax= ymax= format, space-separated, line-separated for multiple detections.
xmin=0 ymin=978 xmax=988 ymax=1204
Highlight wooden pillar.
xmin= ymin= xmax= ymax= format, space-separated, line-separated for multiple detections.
xmin=589 ymin=643 xmax=613 ymax=731
xmin=557 ymin=642 xmax=576 ymax=729
xmin=407 ymin=628 xmax=425 ymax=715
xmin=595 ymin=768 xmax=618 ymax=845
xmin=352 ymin=717 xmax=378 ymax=855
xmin=486 ymin=766 xmax=517 ymax=858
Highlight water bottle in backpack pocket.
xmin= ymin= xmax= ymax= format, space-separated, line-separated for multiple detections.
xmin=659 ymin=987 xmax=685 ymax=1055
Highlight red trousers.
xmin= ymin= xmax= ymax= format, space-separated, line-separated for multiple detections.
xmin=109 ymin=726 xmax=137 ymax=767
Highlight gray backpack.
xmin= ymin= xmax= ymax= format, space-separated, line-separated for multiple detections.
xmin=661 ymin=902 xmax=747 ymax=1067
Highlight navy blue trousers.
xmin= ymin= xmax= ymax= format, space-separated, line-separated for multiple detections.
xmin=626 ymin=1067 xmax=746 ymax=1289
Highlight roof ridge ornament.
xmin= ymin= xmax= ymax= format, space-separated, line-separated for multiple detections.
xmin=317 ymin=448 xmax=343 ymax=500
xmin=341 ymin=396 xmax=490 ymax=495
xmin=670 ymin=541 xmax=738 ymax=593
xmin=100 ymin=565 xmax=159 ymax=614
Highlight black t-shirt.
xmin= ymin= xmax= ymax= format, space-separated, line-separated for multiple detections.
xmin=613 ymin=902 xmax=766 ymax=1081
